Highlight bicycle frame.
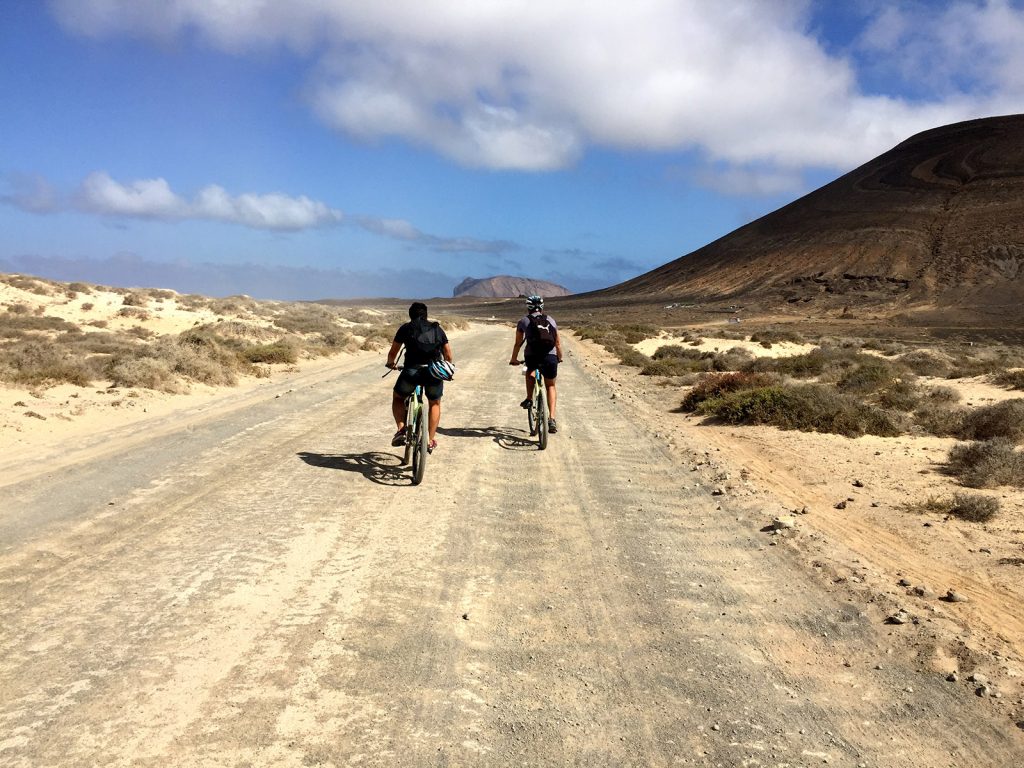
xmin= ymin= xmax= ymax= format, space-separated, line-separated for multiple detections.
xmin=520 ymin=363 xmax=548 ymax=450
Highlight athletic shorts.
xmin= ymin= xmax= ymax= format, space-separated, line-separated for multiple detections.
xmin=394 ymin=366 xmax=444 ymax=401
xmin=524 ymin=352 xmax=558 ymax=380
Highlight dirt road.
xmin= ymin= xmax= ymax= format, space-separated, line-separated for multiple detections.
xmin=1 ymin=324 xmax=1021 ymax=767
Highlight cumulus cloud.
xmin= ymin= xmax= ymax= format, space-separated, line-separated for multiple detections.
xmin=2 ymin=170 xmax=513 ymax=254
xmin=48 ymin=0 xmax=1024 ymax=174
xmin=857 ymin=0 xmax=1024 ymax=100
xmin=693 ymin=165 xmax=806 ymax=198
xmin=76 ymin=172 xmax=343 ymax=230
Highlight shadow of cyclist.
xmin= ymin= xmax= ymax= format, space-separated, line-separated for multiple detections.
xmin=297 ymin=451 xmax=408 ymax=486
xmin=435 ymin=425 xmax=535 ymax=451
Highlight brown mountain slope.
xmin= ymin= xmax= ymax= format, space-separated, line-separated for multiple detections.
xmin=602 ymin=114 xmax=1024 ymax=315
xmin=453 ymin=275 xmax=571 ymax=298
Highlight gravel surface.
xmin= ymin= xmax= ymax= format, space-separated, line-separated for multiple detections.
xmin=1 ymin=325 xmax=1022 ymax=766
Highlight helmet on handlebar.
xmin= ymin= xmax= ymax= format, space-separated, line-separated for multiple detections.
xmin=525 ymin=294 xmax=544 ymax=311
xmin=428 ymin=358 xmax=455 ymax=381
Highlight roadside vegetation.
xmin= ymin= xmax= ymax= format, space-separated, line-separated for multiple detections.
xmin=569 ymin=321 xmax=1024 ymax=482
xmin=0 ymin=274 xmax=405 ymax=393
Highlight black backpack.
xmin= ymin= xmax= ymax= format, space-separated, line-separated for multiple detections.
xmin=409 ymin=318 xmax=444 ymax=359
xmin=525 ymin=313 xmax=556 ymax=353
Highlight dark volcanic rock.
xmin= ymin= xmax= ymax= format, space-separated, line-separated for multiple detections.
xmin=454 ymin=276 xmax=571 ymax=299
xmin=599 ymin=115 xmax=1024 ymax=316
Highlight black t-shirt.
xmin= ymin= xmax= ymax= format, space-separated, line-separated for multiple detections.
xmin=394 ymin=319 xmax=449 ymax=366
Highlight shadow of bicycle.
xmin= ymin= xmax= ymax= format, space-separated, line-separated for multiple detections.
xmin=297 ymin=450 xmax=410 ymax=486
xmin=436 ymin=425 xmax=536 ymax=451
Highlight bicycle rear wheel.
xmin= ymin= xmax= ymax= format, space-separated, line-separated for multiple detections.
xmin=402 ymin=397 xmax=415 ymax=465
xmin=411 ymin=398 xmax=428 ymax=484
xmin=536 ymin=386 xmax=548 ymax=450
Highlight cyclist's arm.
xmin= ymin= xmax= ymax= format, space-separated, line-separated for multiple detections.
xmin=386 ymin=340 xmax=402 ymax=368
xmin=442 ymin=342 xmax=453 ymax=364
xmin=555 ymin=331 xmax=563 ymax=363
xmin=509 ymin=329 xmax=525 ymax=364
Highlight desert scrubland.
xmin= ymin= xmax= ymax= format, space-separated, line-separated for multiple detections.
xmin=2 ymin=273 xmax=1023 ymax=765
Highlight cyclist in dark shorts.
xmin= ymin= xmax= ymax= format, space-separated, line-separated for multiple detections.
xmin=386 ymin=302 xmax=454 ymax=452
xmin=508 ymin=295 xmax=562 ymax=433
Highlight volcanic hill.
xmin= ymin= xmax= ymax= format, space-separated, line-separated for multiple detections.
xmin=600 ymin=115 xmax=1024 ymax=319
xmin=453 ymin=276 xmax=571 ymax=299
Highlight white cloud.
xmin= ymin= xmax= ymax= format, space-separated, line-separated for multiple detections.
xmin=75 ymin=172 xmax=343 ymax=230
xmin=14 ymin=171 xmax=513 ymax=252
xmin=48 ymin=1 xmax=1024 ymax=173
xmin=694 ymin=165 xmax=805 ymax=198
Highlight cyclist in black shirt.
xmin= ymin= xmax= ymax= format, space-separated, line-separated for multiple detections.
xmin=386 ymin=302 xmax=453 ymax=452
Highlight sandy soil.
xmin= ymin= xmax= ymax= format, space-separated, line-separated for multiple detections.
xmin=589 ymin=333 xmax=1024 ymax=712
xmin=2 ymin=324 xmax=1022 ymax=766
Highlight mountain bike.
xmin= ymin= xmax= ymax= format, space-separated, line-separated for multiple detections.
xmin=402 ymin=379 xmax=429 ymax=484
xmin=517 ymin=362 xmax=548 ymax=450
xmin=384 ymin=363 xmax=429 ymax=485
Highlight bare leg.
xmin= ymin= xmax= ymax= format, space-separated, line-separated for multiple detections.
xmin=392 ymin=392 xmax=406 ymax=430
xmin=525 ymin=371 xmax=536 ymax=401
xmin=428 ymin=400 xmax=441 ymax=441
xmin=545 ymin=379 xmax=557 ymax=420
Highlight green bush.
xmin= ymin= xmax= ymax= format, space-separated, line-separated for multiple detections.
xmin=959 ymin=399 xmax=1024 ymax=442
xmin=836 ymin=360 xmax=907 ymax=394
xmin=697 ymin=383 xmax=903 ymax=437
xmin=949 ymin=493 xmax=999 ymax=522
xmin=680 ymin=371 xmax=779 ymax=411
xmin=946 ymin=439 xmax=1024 ymax=488
xmin=899 ymin=350 xmax=953 ymax=377
xmin=914 ymin=403 xmax=967 ymax=437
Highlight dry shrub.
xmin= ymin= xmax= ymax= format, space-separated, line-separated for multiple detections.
xmin=144 ymin=288 xmax=176 ymax=301
xmin=6 ymin=303 xmax=32 ymax=315
xmin=107 ymin=357 xmax=180 ymax=392
xmin=927 ymin=385 xmax=961 ymax=403
xmin=946 ymin=439 xmax=1024 ymax=488
xmin=117 ymin=306 xmax=150 ymax=320
xmin=899 ymin=350 xmax=953 ymax=377
xmin=0 ymin=313 xmax=78 ymax=336
xmin=122 ymin=292 xmax=148 ymax=307
xmin=81 ymin=302 xmax=95 ymax=311
xmin=750 ymin=329 xmax=803 ymax=344
xmin=209 ymin=296 xmax=258 ymax=315
xmin=992 ymin=370 xmax=1024 ymax=390
xmin=914 ymin=403 xmax=967 ymax=437
xmin=67 ymin=282 xmax=93 ymax=294
xmin=241 ymin=342 xmax=298 ymax=364
xmin=876 ymin=380 xmax=922 ymax=411
xmin=949 ymin=493 xmax=999 ymax=522
xmin=901 ymin=492 xmax=1000 ymax=522
xmin=1 ymin=274 xmax=53 ymax=295
xmin=696 ymin=383 xmax=903 ymax=437
xmin=642 ymin=356 xmax=709 ymax=376
xmin=959 ymin=399 xmax=1024 ymax=442
xmin=435 ymin=315 xmax=470 ymax=331
xmin=653 ymin=344 xmax=702 ymax=360
xmin=273 ymin=305 xmax=342 ymax=335
xmin=0 ymin=341 xmax=95 ymax=387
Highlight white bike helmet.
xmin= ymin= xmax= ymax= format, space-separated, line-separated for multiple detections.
xmin=526 ymin=294 xmax=544 ymax=311
xmin=428 ymin=359 xmax=456 ymax=381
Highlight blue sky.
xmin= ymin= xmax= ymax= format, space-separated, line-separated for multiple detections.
xmin=2 ymin=1 xmax=1023 ymax=300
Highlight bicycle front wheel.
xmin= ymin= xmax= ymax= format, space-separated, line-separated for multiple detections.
xmin=536 ymin=387 xmax=548 ymax=450
xmin=412 ymin=401 xmax=428 ymax=484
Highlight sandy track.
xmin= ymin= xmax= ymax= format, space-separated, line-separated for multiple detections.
xmin=1 ymin=325 xmax=1021 ymax=766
